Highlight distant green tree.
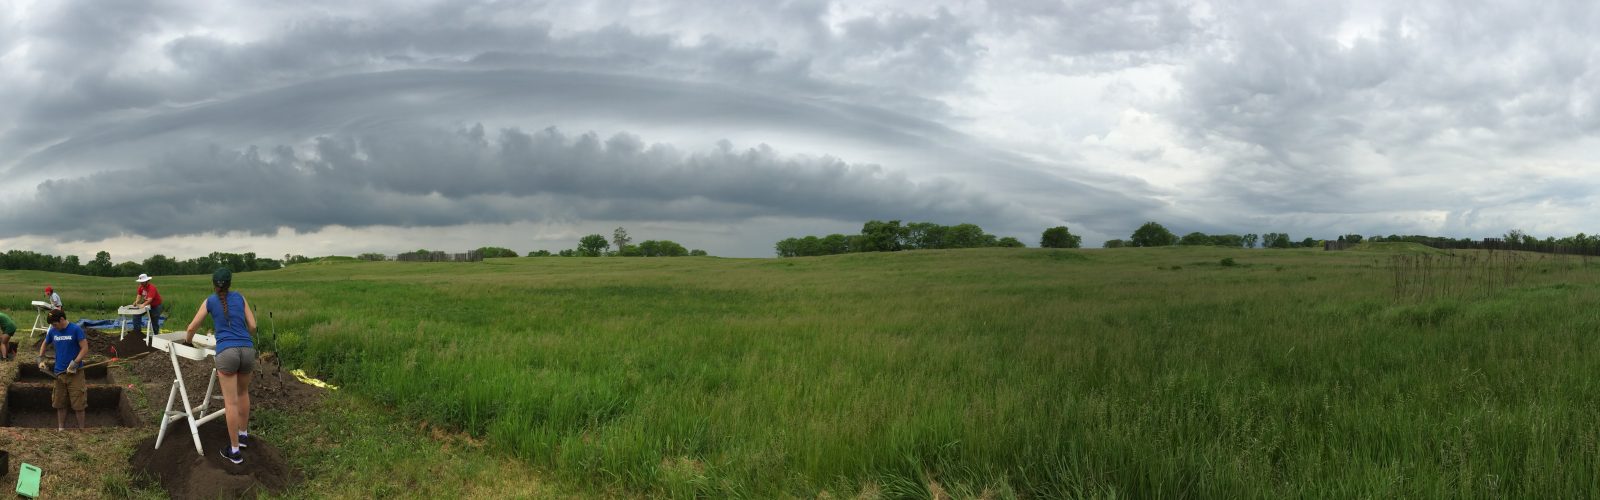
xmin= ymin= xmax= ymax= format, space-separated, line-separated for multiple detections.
xmin=1040 ymin=226 xmax=1082 ymax=248
xmin=857 ymin=220 xmax=906 ymax=252
xmin=638 ymin=240 xmax=688 ymax=257
xmin=89 ymin=251 xmax=113 ymax=277
xmin=1243 ymin=233 xmax=1259 ymax=248
xmin=1178 ymin=232 xmax=1211 ymax=246
xmin=1300 ymin=237 xmax=1317 ymax=248
xmin=113 ymin=261 xmax=143 ymax=277
xmin=1208 ymin=234 xmax=1245 ymax=247
xmin=904 ymin=222 xmax=948 ymax=250
xmin=612 ymin=227 xmax=632 ymax=252
xmin=1103 ymin=239 xmax=1126 ymax=248
xmin=527 ymin=250 xmax=553 ymax=257
xmin=775 ymin=238 xmax=800 ymax=257
xmin=820 ymin=234 xmax=851 ymax=255
xmin=997 ymin=237 xmax=1025 ymax=248
xmin=689 ymin=249 xmax=708 ymax=256
xmin=142 ymin=254 xmax=179 ymax=275
xmin=1263 ymin=233 xmax=1291 ymax=249
xmin=475 ymin=247 xmax=519 ymax=258
xmin=557 ymin=249 xmax=577 ymax=257
xmin=357 ymin=253 xmax=387 ymax=261
xmin=1130 ymin=222 xmax=1176 ymax=247
xmin=577 ymin=234 xmax=609 ymax=257
xmin=943 ymin=223 xmax=990 ymax=248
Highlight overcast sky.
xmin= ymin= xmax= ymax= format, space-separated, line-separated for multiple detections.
xmin=2 ymin=0 xmax=1597 ymax=259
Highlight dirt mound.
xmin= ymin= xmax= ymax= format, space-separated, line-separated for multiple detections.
xmin=34 ymin=328 xmax=125 ymax=362
xmin=107 ymin=330 xmax=158 ymax=357
xmin=83 ymin=327 xmax=116 ymax=357
xmin=129 ymin=419 xmax=299 ymax=499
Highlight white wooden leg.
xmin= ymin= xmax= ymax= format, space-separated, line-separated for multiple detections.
xmin=199 ymin=369 xmax=218 ymax=414
xmin=154 ymin=383 xmax=179 ymax=449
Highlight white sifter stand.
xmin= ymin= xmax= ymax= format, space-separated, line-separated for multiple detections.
xmin=29 ymin=301 xmax=52 ymax=338
xmin=151 ymin=332 xmax=224 ymax=455
xmin=117 ymin=305 xmax=150 ymax=341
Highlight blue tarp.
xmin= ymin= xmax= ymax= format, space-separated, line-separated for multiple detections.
xmin=76 ymin=315 xmax=165 ymax=331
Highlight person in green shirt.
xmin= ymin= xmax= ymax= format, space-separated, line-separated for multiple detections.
xmin=0 ymin=312 xmax=15 ymax=361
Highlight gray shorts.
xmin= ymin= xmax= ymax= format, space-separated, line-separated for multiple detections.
xmin=217 ymin=347 xmax=257 ymax=374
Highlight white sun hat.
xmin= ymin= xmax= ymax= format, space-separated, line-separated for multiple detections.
xmin=136 ymin=273 xmax=152 ymax=282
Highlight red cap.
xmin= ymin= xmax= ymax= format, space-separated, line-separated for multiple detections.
xmin=44 ymin=286 xmax=52 ymax=294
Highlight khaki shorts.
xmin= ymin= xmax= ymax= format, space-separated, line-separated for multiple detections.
xmin=53 ymin=370 xmax=87 ymax=411
xmin=217 ymin=347 xmax=256 ymax=374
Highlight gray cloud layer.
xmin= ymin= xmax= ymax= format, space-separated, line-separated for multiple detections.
xmin=18 ymin=125 xmax=1034 ymax=241
xmin=4 ymin=0 xmax=1599 ymax=255
xmin=1173 ymin=1 xmax=1600 ymax=225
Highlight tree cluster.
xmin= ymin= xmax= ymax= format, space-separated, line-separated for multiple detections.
xmin=1104 ymin=222 xmax=1318 ymax=249
xmin=1040 ymin=226 xmax=1081 ymax=248
xmin=776 ymin=220 xmax=1024 ymax=257
xmin=0 ymin=249 xmax=282 ymax=277
xmin=526 ymin=228 xmax=706 ymax=257
xmin=1370 ymin=230 xmax=1600 ymax=255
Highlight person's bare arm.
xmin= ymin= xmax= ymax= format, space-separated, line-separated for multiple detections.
xmin=243 ymin=298 xmax=258 ymax=335
xmin=185 ymin=300 xmax=210 ymax=342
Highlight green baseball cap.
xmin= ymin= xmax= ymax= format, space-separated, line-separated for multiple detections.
xmin=212 ymin=267 xmax=233 ymax=285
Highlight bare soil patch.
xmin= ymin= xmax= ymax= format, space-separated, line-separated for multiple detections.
xmin=106 ymin=329 xmax=159 ymax=358
xmin=1 ymin=385 xmax=139 ymax=428
xmin=14 ymin=363 xmax=111 ymax=384
xmin=118 ymin=349 xmax=325 ymax=415
xmin=129 ymin=419 xmax=299 ymax=499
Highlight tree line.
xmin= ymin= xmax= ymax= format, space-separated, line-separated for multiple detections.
xmin=1364 ymin=230 xmax=1600 ymax=256
xmin=775 ymin=221 xmax=1030 ymax=257
xmin=523 ymin=228 xmax=707 ymax=257
xmin=1102 ymin=222 xmax=1329 ymax=249
xmin=1094 ymin=222 xmax=1600 ymax=254
xmin=0 ymin=249 xmax=283 ymax=277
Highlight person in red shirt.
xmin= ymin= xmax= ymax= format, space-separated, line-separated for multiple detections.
xmin=133 ymin=274 xmax=163 ymax=336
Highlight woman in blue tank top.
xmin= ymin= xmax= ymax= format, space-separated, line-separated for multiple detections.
xmin=184 ymin=267 xmax=258 ymax=464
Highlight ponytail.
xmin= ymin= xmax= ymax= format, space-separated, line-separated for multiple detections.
xmin=216 ymin=283 xmax=231 ymax=322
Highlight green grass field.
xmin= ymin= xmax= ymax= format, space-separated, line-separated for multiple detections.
xmin=6 ymin=245 xmax=1600 ymax=497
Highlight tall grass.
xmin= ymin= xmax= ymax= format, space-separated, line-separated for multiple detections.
xmin=5 ymin=246 xmax=1600 ymax=497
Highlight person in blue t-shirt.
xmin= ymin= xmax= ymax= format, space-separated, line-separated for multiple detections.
xmin=185 ymin=267 xmax=258 ymax=464
xmin=36 ymin=309 xmax=88 ymax=430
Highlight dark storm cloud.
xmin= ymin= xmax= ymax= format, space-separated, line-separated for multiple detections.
xmin=12 ymin=68 xmax=962 ymax=174
xmin=5 ymin=126 xmax=1031 ymax=241
xmin=2 ymin=0 xmax=983 ymax=159
xmin=12 ymin=0 xmax=1592 ymax=252
xmin=2 ymin=0 xmax=1166 ymax=251
xmin=4 ymin=65 xmax=1170 ymax=241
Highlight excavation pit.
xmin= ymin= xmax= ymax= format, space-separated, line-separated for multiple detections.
xmin=1 ymin=385 xmax=139 ymax=428
xmin=15 ymin=363 xmax=111 ymax=384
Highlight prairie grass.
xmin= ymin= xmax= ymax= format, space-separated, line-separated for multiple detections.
xmin=4 ymin=244 xmax=1600 ymax=497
